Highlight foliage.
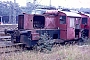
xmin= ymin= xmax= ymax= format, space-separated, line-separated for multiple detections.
xmin=34 ymin=32 xmax=54 ymax=52
xmin=0 ymin=1 xmax=56 ymax=16
xmin=0 ymin=1 xmax=21 ymax=16
xmin=0 ymin=45 xmax=90 ymax=60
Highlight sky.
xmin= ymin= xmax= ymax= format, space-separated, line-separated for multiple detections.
xmin=1 ymin=0 xmax=90 ymax=8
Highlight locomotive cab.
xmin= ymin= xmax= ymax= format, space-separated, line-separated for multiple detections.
xmin=45 ymin=10 xmax=82 ymax=41
xmin=58 ymin=11 xmax=81 ymax=40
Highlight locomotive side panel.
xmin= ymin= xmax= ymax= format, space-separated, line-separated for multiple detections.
xmin=60 ymin=30 xmax=67 ymax=40
xmin=45 ymin=16 xmax=57 ymax=29
xmin=24 ymin=14 xmax=33 ymax=29
xmin=36 ymin=29 xmax=60 ymax=40
xmin=88 ymin=18 xmax=90 ymax=38
xmin=18 ymin=15 xmax=24 ymax=29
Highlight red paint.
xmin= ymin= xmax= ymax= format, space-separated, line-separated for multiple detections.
xmin=66 ymin=17 xmax=75 ymax=40
xmin=88 ymin=18 xmax=90 ymax=38
xmin=57 ymin=12 xmax=67 ymax=30
xmin=79 ymin=13 xmax=88 ymax=29
xmin=67 ymin=28 xmax=75 ymax=40
xmin=31 ymin=33 xmax=40 ymax=40
xmin=60 ymin=30 xmax=67 ymax=40
xmin=24 ymin=14 xmax=33 ymax=29
xmin=19 ymin=10 xmax=86 ymax=41
xmin=45 ymin=16 xmax=57 ymax=29
xmin=45 ymin=10 xmax=81 ymax=40
xmin=79 ymin=13 xmax=90 ymax=38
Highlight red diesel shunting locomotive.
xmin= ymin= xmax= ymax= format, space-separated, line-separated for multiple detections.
xmin=5 ymin=9 xmax=89 ymax=48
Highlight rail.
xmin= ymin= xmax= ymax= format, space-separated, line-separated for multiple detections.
xmin=0 ymin=36 xmax=11 ymax=41
xmin=0 ymin=43 xmax=25 ymax=55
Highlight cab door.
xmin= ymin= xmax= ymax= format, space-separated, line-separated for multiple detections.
xmin=67 ymin=17 xmax=75 ymax=40
xmin=58 ymin=15 xmax=67 ymax=40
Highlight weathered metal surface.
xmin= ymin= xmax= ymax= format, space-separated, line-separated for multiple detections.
xmin=20 ymin=35 xmax=38 ymax=47
xmin=79 ymin=13 xmax=90 ymax=38
xmin=67 ymin=28 xmax=75 ymax=40
xmin=45 ymin=16 xmax=57 ymax=29
xmin=24 ymin=14 xmax=33 ymax=29
xmin=36 ymin=29 xmax=60 ymax=39
xmin=31 ymin=33 xmax=39 ymax=40
xmin=6 ymin=11 xmax=90 ymax=48
xmin=81 ymin=13 xmax=90 ymax=38
xmin=78 ymin=13 xmax=88 ymax=28
xmin=46 ymin=10 xmax=81 ymax=17
xmin=18 ymin=15 xmax=24 ymax=29
xmin=61 ymin=11 xmax=81 ymax=17
xmin=60 ymin=30 xmax=67 ymax=40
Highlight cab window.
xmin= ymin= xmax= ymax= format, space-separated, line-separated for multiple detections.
xmin=60 ymin=16 xmax=66 ymax=24
xmin=70 ymin=18 xmax=75 ymax=28
xmin=82 ymin=18 xmax=87 ymax=24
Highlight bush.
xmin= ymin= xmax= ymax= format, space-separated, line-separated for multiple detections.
xmin=34 ymin=32 xmax=54 ymax=52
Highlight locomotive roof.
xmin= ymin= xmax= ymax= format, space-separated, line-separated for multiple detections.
xmin=78 ymin=12 xmax=90 ymax=17
xmin=46 ymin=10 xmax=81 ymax=17
xmin=84 ymin=13 xmax=90 ymax=17
xmin=61 ymin=11 xmax=81 ymax=17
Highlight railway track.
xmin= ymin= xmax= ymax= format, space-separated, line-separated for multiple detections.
xmin=0 ymin=35 xmax=25 ymax=55
xmin=0 ymin=32 xmax=89 ymax=55
xmin=0 ymin=25 xmax=24 ymax=54
xmin=0 ymin=43 xmax=25 ymax=55
xmin=0 ymin=48 xmax=21 ymax=54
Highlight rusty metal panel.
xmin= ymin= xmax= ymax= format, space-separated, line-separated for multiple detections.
xmin=18 ymin=15 xmax=24 ymax=29
xmin=60 ymin=30 xmax=67 ymax=40
xmin=88 ymin=18 xmax=90 ymax=38
xmin=88 ymin=18 xmax=90 ymax=28
xmin=79 ymin=13 xmax=88 ymax=29
xmin=45 ymin=16 xmax=57 ymax=29
xmin=31 ymin=33 xmax=39 ymax=40
xmin=67 ymin=28 xmax=75 ymax=40
xmin=24 ymin=14 xmax=33 ymax=29
xmin=67 ymin=17 xmax=75 ymax=40
xmin=58 ymin=24 xmax=67 ymax=30
xmin=36 ymin=29 xmax=60 ymax=39
xmin=20 ymin=34 xmax=38 ymax=47
xmin=61 ymin=11 xmax=81 ymax=17
xmin=57 ymin=13 xmax=67 ymax=30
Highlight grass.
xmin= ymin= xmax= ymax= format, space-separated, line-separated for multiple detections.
xmin=0 ymin=44 xmax=90 ymax=60
xmin=0 ymin=25 xmax=90 ymax=60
